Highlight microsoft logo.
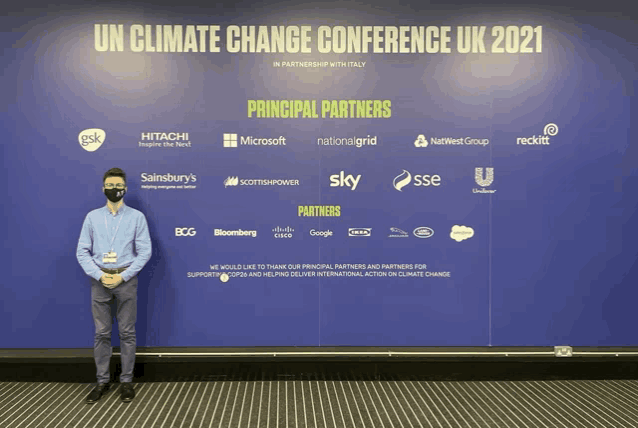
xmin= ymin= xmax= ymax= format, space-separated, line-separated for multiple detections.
xmin=223 ymin=133 xmax=238 ymax=148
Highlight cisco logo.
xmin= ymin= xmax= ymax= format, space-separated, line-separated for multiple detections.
xmin=349 ymin=228 xmax=371 ymax=237
xmin=413 ymin=227 xmax=434 ymax=238
xmin=273 ymin=226 xmax=294 ymax=238
xmin=78 ymin=128 xmax=106 ymax=152
xmin=175 ymin=227 xmax=196 ymax=237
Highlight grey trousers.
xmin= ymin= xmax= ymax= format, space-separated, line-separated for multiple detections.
xmin=90 ymin=275 xmax=137 ymax=384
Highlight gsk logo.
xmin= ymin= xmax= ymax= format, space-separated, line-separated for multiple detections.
xmin=175 ymin=228 xmax=196 ymax=237
xmin=78 ymin=129 xmax=106 ymax=152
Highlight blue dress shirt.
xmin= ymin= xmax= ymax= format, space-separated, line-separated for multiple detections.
xmin=77 ymin=202 xmax=152 ymax=282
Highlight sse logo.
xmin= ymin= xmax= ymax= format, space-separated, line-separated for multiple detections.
xmin=78 ymin=128 xmax=106 ymax=152
xmin=175 ymin=228 xmax=196 ymax=237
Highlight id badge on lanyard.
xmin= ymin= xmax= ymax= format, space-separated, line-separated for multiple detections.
xmin=103 ymin=210 xmax=125 ymax=264
xmin=103 ymin=251 xmax=117 ymax=263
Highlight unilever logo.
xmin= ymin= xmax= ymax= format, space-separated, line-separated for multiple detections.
xmin=475 ymin=168 xmax=494 ymax=187
xmin=393 ymin=170 xmax=412 ymax=191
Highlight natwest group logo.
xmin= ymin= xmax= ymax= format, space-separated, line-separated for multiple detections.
xmin=78 ymin=128 xmax=106 ymax=152
xmin=329 ymin=171 xmax=361 ymax=190
xmin=414 ymin=133 xmax=489 ymax=147
xmin=175 ymin=227 xmax=196 ymax=236
xmin=393 ymin=170 xmax=442 ymax=191
xmin=223 ymin=133 xmax=286 ymax=147
xmin=516 ymin=123 xmax=558 ymax=146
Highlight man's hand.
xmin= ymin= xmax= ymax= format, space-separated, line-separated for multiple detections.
xmin=101 ymin=273 xmax=123 ymax=289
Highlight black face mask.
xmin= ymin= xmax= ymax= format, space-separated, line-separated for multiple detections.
xmin=104 ymin=188 xmax=126 ymax=203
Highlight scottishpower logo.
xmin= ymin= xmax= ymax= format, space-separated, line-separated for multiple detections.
xmin=78 ymin=128 xmax=106 ymax=152
xmin=224 ymin=177 xmax=300 ymax=187
xmin=473 ymin=167 xmax=496 ymax=194
xmin=516 ymin=123 xmax=558 ymax=146
xmin=223 ymin=133 xmax=286 ymax=147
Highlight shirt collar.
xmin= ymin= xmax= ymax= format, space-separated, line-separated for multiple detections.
xmin=105 ymin=201 xmax=126 ymax=216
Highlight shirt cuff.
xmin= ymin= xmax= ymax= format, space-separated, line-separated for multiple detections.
xmin=92 ymin=270 xmax=103 ymax=282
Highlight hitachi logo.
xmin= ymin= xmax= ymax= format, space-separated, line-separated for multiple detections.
xmin=141 ymin=132 xmax=189 ymax=140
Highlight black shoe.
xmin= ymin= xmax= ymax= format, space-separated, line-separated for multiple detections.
xmin=120 ymin=383 xmax=135 ymax=403
xmin=85 ymin=383 xmax=110 ymax=404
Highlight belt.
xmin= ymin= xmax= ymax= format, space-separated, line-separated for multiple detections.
xmin=101 ymin=266 xmax=129 ymax=274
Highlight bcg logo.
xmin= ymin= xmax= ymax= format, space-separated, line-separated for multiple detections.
xmin=175 ymin=227 xmax=196 ymax=237
xmin=78 ymin=128 xmax=106 ymax=152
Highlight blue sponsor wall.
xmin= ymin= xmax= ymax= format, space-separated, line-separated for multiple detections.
xmin=1 ymin=0 xmax=636 ymax=348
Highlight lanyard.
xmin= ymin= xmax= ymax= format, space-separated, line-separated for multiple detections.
xmin=104 ymin=208 xmax=125 ymax=252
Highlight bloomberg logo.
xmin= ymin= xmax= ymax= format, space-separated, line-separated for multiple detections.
xmin=175 ymin=227 xmax=196 ymax=237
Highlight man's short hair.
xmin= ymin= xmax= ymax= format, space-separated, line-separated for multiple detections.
xmin=103 ymin=168 xmax=127 ymax=185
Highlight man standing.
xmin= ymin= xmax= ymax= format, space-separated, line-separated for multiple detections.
xmin=77 ymin=167 xmax=152 ymax=404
